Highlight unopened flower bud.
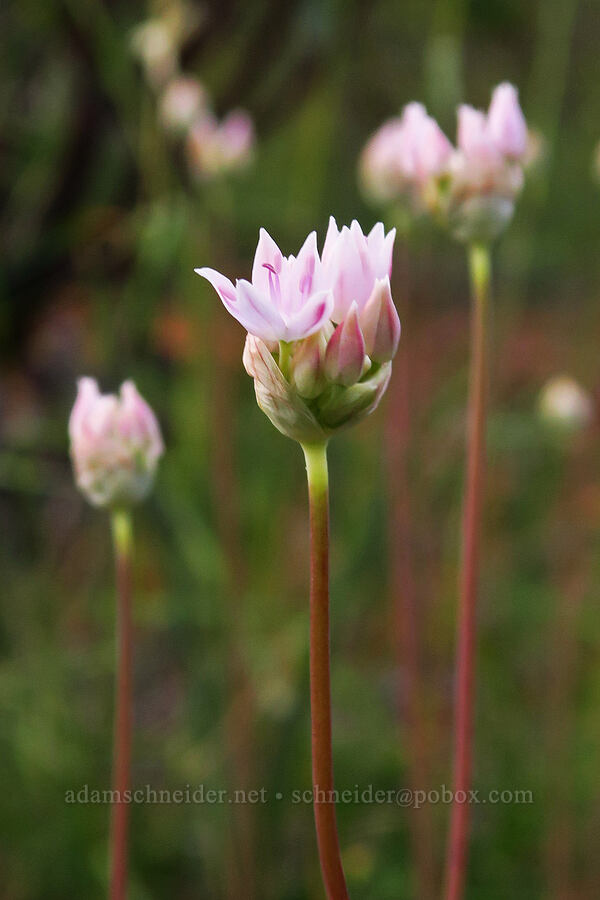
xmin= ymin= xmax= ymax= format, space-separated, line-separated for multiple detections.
xmin=487 ymin=83 xmax=528 ymax=161
xmin=69 ymin=378 xmax=164 ymax=508
xmin=324 ymin=303 xmax=367 ymax=386
xmin=359 ymin=277 xmax=401 ymax=363
xmin=539 ymin=376 xmax=595 ymax=431
xmin=290 ymin=331 xmax=327 ymax=398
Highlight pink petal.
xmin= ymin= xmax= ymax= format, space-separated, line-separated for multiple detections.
xmin=251 ymin=228 xmax=283 ymax=294
xmin=235 ymin=279 xmax=287 ymax=341
xmin=283 ymin=289 xmax=333 ymax=341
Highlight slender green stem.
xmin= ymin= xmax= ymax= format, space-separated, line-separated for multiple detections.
xmin=109 ymin=508 xmax=134 ymax=900
xmin=301 ymin=442 xmax=349 ymax=900
xmin=444 ymin=242 xmax=491 ymax=900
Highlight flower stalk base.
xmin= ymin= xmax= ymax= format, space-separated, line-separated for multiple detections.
xmin=109 ymin=509 xmax=134 ymax=900
xmin=302 ymin=442 xmax=349 ymax=900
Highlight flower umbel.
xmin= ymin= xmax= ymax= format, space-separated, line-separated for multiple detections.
xmin=197 ymin=219 xmax=400 ymax=441
xmin=69 ymin=378 xmax=164 ymax=507
xmin=361 ymin=82 xmax=530 ymax=243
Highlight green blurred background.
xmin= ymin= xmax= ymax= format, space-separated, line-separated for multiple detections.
xmin=2 ymin=0 xmax=600 ymax=897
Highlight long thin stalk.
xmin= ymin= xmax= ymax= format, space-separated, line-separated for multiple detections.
xmin=109 ymin=509 xmax=134 ymax=900
xmin=444 ymin=243 xmax=491 ymax=900
xmin=302 ymin=442 xmax=349 ymax=900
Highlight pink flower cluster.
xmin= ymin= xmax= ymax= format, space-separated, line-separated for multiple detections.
xmin=69 ymin=379 xmax=164 ymax=508
xmin=185 ymin=110 xmax=255 ymax=180
xmin=360 ymin=83 xmax=529 ymax=241
xmin=196 ymin=219 xmax=400 ymax=440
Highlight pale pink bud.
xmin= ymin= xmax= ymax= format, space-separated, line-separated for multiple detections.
xmin=457 ymin=105 xmax=502 ymax=168
xmin=290 ymin=331 xmax=327 ymax=398
xmin=159 ymin=77 xmax=207 ymax=132
xmin=399 ymin=102 xmax=453 ymax=183
xmin=359 ymin=118 xmax=405 ymax=202
xmin=359 ymin=277 xmax=401 ymax=363
xmin=324 ymin=303 xmax=367 ymax=386
xmin=219 ymin=110 xmax=255 ymax=167
xmin=487 ymin=82 xmax=528 ymax=160
xmin=69 ymin=378 xmax=164 ymax=508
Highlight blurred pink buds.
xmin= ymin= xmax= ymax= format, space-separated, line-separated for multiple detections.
xmin=159 ymin=77 xmax=207 ymax=132
xmin=457 ymin=105 xmax=503 ymax=168
xmin=199 ymin=220 xmax=400 ymax=442
xmin=359 ymin=277 xmax=401 ymax=363
xmin=186 ymin=110 xmax=255 ymax=180
xmin=360 ymin=105 xmax=452 ymax=207
xmin=69 ymin=378 xmax=164 ymax=508
xmin=360 ymin=82 xmax=530 ymax=243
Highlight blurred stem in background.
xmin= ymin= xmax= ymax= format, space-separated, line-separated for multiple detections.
xmin=302 ymin=442 xmax=349 ymax=900
xmin=385 ymin=223 xmax=436 ymax=900
xmin=444 ymin=243 xmax=490 ymax=900
xmin=109 ymin=508 xmax=134 ymax=900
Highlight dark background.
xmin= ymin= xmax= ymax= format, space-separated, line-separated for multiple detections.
xmin=2 ymin=0 xmax=600 ymax=897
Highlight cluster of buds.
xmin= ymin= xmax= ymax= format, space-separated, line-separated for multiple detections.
xmin=185 ymin=109 xmax=254 ymax=181
xmin=131 ymin=8 xmax=255 ymax=180
xmin=196 ymin=219 xmax=400 ymax=442
xmin=360 ymin=83 xmax=530 ymax=243
xmin=69 ymin=378 xmax=164 ymax=508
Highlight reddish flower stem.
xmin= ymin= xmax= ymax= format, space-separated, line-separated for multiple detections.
xmin=444 ymin=243 xmax=491 ymax=900
xmin=302 ymin=442 xmax=349 ymax=900
xmin=109 ymin=510 xmax=134 ymax=900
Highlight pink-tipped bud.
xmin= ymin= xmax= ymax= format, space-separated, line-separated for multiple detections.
xmin=359 ymin=277 xmax=401 ymax=363
xmin=69 ymin=378 xmax=164 ymax=508
xmin=324 ymin=303 xmax=367 ymax=387
xmin=290 ymin=331 xmax=327 ymax=398
xmin=487 ymin=83 xmax=528 ymax=161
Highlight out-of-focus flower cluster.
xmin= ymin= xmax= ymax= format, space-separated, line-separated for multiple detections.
xmin=360 ymin=83 xmax=533 ymax=243
xmin=131 ymin=5 xmax=254 ymax=180
xmin=69 ymin=378 xmax=164 ymax=508
xmin=196 ymin=219 xmax=400 ymax=442
xmin=539 ymin=375 xmax=595 ymax=432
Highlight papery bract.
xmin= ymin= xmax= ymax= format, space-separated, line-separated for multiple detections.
xmin=69 ymin=378 xmax=164 ymax=508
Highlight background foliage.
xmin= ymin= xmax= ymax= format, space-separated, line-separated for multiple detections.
xmin=2 ymin=0 xmax=600 ymax=897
